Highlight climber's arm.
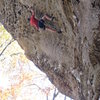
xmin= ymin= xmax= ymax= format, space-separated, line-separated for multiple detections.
xmin=42 ymin=15 xmax=55 ymax=21
xmin=31 ymin=9 xmax=35 ymax=16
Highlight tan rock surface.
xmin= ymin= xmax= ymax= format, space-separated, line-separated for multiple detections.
xmin=0 ymin=0 xmax=100 ymax=99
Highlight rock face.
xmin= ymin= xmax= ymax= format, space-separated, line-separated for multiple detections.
xmin=0 ymin=0 xmax=100 ymax=99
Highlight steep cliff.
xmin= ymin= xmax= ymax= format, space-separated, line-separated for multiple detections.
xmin=0 ymin=0 xmax=100 ymax=100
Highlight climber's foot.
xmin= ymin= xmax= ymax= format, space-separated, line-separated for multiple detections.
xmin=57 ymin=29 xmax=62 ymax=34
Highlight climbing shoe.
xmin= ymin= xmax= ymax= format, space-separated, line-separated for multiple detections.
xmin=57 ymin=30 xmax=62 ymax=34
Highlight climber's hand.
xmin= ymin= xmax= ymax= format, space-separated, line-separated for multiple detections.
xmin=30 ymin=9 xmax=34 ymax=15
xmin=51 ymin=16 xmax=56 ymax=21
xmin=28 ymin=7 xmax=35 ymax=15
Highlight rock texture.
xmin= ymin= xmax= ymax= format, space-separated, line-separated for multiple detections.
xmin=0 ymin=0 xmax=100 ymax=99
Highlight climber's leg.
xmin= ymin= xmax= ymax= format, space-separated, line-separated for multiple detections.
xmin=45 ymin=26 xmax=57 ymax=32
xmin=45 ymin=26 xmax=62 ymax=33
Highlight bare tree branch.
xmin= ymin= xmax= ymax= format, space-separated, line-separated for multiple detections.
xmin=64 ymin=95 xmax=66 ymax=100
xmin=46 ymin=95 xmax=48 ymax=100
xmin=0 ymin=39 xmax=14 ymax=56
xmin=10 ymin=52 xmax=23 ymax=57
xmin=0 ymin=52 xmax=22 ymax=62
xmin=52 ymin=88 xmax=59 ymax=100
xmin=0 ymin=39 xmax=9 ymax=48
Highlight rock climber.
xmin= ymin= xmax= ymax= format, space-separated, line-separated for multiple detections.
xmin=28 ymin=9 xmax=62 ymax=33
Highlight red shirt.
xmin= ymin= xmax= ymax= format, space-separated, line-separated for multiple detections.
xmin=30 ymin=15 xmax=39 ymax=30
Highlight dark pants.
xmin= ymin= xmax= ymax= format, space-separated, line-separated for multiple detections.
xmin=38 ymin=19 xmax=45 ymax=30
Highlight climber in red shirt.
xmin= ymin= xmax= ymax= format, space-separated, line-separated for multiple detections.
xmin=29 ymin=10 xmax=39 ymax=30
xmin=28 ymin=10 xmax=62 ymax=33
